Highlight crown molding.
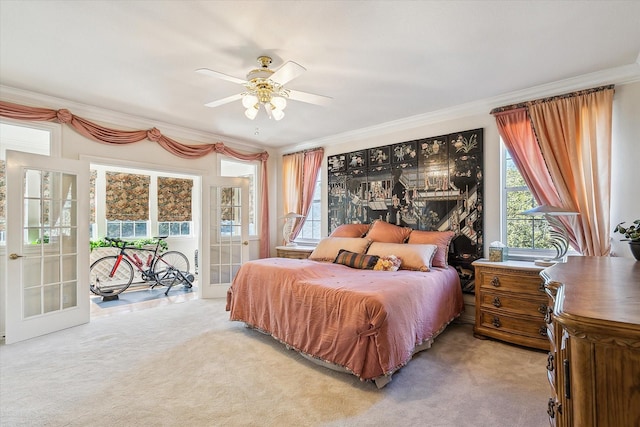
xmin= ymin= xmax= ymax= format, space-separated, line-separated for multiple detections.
xmin=0 ymin=85 xmax=265 ymax=154
xmin=282 ymin=62 xmax=640 ymax=154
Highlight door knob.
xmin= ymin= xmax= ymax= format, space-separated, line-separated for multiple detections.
xmin=243 ymin=241 xmax=249 ymax=246
xmin=9 ymin=253 xmax=24 ymax=260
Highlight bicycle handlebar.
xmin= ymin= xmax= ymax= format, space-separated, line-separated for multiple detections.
xmin=104 ymin=236 xmax=168 ymax=249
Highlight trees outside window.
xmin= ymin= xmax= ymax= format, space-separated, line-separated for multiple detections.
xmin=503 ymin=146 xmax=552 ymax=254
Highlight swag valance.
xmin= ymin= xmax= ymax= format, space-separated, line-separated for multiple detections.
xmin=0 ymin=100 xmax=271 ymax=258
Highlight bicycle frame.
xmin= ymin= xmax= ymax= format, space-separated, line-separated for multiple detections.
xmin=91 ymin=236 xmax=193 ymax=297
xmin=106 ymin=238 xmax=165 ymax=281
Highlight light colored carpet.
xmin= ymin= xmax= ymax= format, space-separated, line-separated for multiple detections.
xmin=0 ymin=298 xmax=549 ymax=427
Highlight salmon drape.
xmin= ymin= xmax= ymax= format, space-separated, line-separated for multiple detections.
xmin=0 ymin=100 xmax=271 ymax=258
xmin=494 ymin=108 xmax=577 ymax=249
xmin=282 ymin=147 xmax=324 ymax=243
xmin=492 ymin=85 xmax=615 ymax=256
xmin=528 ymin=88 xmax=614 ymax=256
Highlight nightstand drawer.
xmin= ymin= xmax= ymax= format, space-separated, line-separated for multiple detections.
xmin=479 ymin=292 xmax=548 ymax=319
xmin=478 ymin=310 xmax=548 ymax=340
xmin=478 ymin=270 xmax=545 ymax=295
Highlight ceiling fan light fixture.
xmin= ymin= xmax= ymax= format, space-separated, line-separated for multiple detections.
xmin=244 ymin=106 xmax=259 ymax=120
xmin=271 ymin=109 xmax=285 ymax=121
xmin=242 ymin=94 xmax=259 ymax=109
xmin=271 ymin=96 xmax=287 ymax=110
xmin=200 ymin=55 xmax=331 ymax=122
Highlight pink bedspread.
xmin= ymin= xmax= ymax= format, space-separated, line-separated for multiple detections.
xmin=226 ymin=258 xmax=463 ymax=382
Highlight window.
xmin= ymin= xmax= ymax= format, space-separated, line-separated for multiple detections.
xmin=0 ymin=122 xmax=55 ymax=245
xmin=220 ymin=158 xmax=258 ymax=236
xmin=297 ymin=170 xmax=322 ymax=242
xmin=502 ymin=144 xmax=552 ymax=257
xmin=90 ymin=164 xmax=194 ymax=240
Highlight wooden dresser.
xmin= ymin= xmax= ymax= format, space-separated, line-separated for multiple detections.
xmin=541 ymin=256 xmax=640 ymax=427
xmin=275 ymin=245 xmax=314 ymax=259
xmin=473 ymin=260 xmax=549 ymax=350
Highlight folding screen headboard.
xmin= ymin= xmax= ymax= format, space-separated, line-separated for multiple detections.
xmin=327 ymin=128 xmax=484 ymax=293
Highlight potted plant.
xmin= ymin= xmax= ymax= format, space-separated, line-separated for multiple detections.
xmin=614 ymin=220 xmax=640 ymax=260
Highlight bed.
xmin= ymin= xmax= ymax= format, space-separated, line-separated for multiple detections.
xmin=225 ymin=221 xmax=464 ymax=388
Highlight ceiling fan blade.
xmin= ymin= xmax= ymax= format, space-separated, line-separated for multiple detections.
xmin=204 ymin=93 xmax=243 ymax=108
xmin=196 ymin=68 xmax=247 ymax=85
xmin=270 ymin=61 xmax=306 ymax=85
xmin=287 ymin=89 xmax=332 ymax=106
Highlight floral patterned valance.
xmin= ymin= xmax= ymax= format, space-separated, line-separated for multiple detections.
xmin=0 ymin=160 xmax=5 ymax=226
xmin=157 ymin=177 xmax=193 ymax=222
xmin=89 ymin=169 xmax=97 ymax=223
xmin=105 ymin=172 xmax=150 ymax=221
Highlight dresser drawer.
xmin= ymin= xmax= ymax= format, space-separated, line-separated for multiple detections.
xmin=479 ymin=291 xmax=548 ymax=319
xmin=478 ymin=269 xmax=545 ymax=295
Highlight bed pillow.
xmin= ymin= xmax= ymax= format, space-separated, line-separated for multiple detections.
xmin=333 ymin=249 xmax=379 ymax=270
xmin=329 ymin=223 xmax=370 ymax=238
xmin=407 ymin=230 xmax=455 ymax=268
xmin=366 ymin=242 xmax=437 ymax=272
xmin=364 ymin=220 xmax=412 ymax=243
xmin=308 ymin=237 xmax=371 ymax=262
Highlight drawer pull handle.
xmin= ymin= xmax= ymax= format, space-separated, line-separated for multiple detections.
xmin=538 ymin=304 xmax=548 ymax=315
xmin=545 ymin=307 xmax=553 ymax=324
xmin=539 ymin=326 xmax=548 ymax=337
xmin=546 ymin=353 xmax=555 ymax=372
xmin=547 ymin=398 xmax=556 ymax=418
xmin=538 ymin=282 xmax=545 ymax=293
xmin=492 ymin=297 xmax=501 ymax=308
xmin=492 ymin=316 xmax=501 ymax=328
xmin=491 ymin=276 xmax=500 ymax=287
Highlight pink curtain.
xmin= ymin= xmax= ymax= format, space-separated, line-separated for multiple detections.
xmin=282 ymin=151 xmax=304 ymax=220
xmin=493 ymin=108 xmax=578 ymax=248
xmin=292 ymin=148 xmax=324 ymax=238
xmin=528 ymin=87 xmax=614 ymax=256
xmin=281 ymin=148 xmax=324 ymax=242
xmin=0 ymin=100 xmax=271 ymax=258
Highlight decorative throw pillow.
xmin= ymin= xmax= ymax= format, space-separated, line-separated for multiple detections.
xmin=308 ymin=237 xmax=372 ymax=262
xmin=329 ymin=223 xmax=370 ymax=238
xmin=373 ymin=255 xmax=402 ymax=271
xmin=407 ymin=230 xmax=455 ymax=268
xmin=366 ymin=242 xmax=438 ymax=272
xmin=333 ymin=249 xmax=379 ymax=270
xmin=364 ymin=219 xmax=412 ymax=243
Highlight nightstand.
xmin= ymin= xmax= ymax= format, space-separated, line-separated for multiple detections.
xmin=275 ymin=245 xmax=314 ymax=259
xmin=472 ymin=259 xmax=549 ymax=350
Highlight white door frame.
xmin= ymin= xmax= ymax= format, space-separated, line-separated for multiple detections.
xmin=5 ymin=150 xmax=89 ymax=344
xmin=200 ymin=175 xmax=250 ymax=298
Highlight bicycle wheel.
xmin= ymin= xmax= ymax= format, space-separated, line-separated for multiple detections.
xmin=153 ymin=251 xmax=190 ymax=287
xmin=89 ymin=256 xmax=134 ymax=296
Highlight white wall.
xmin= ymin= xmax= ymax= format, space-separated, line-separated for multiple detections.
xmin=610 ymin=81 xmax=640 ymax=258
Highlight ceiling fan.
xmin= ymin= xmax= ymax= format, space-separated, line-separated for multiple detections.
xmin=196 ymin=56 xmax=331 ymax=121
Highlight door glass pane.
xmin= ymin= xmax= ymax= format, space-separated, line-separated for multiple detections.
xmin=62 ymin=282 xmax=77 ymax=309
xmin=23 ymin=257 xmax=41 ymax=287
xmin=21 ymin=168 xmax=79 ymax=319
xmin=24 ymin=287 xmax=41 ymax=318
xmin=43 ymin=284 xmax=60 ymax=313
xmin=209 ymin=184 xmax=244 ymax=285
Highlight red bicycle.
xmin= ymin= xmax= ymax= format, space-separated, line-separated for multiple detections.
xmin=89 ymin=236 xmax=194 ymax=297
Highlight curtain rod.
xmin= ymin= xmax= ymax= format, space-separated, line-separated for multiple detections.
xmin=490 ymin=84 xmax=615 ymax=115
xmin=282 ymin=147 xmax=324 ymax=157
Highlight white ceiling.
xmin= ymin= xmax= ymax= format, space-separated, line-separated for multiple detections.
xmin=1 ymin=1 xmax=639 ymax=150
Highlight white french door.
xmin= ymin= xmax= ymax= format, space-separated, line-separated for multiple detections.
xmin=200 ymin=176 xmax=249 ymax=298
xmin=5 ymin=151 xmax=89 ymax=344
